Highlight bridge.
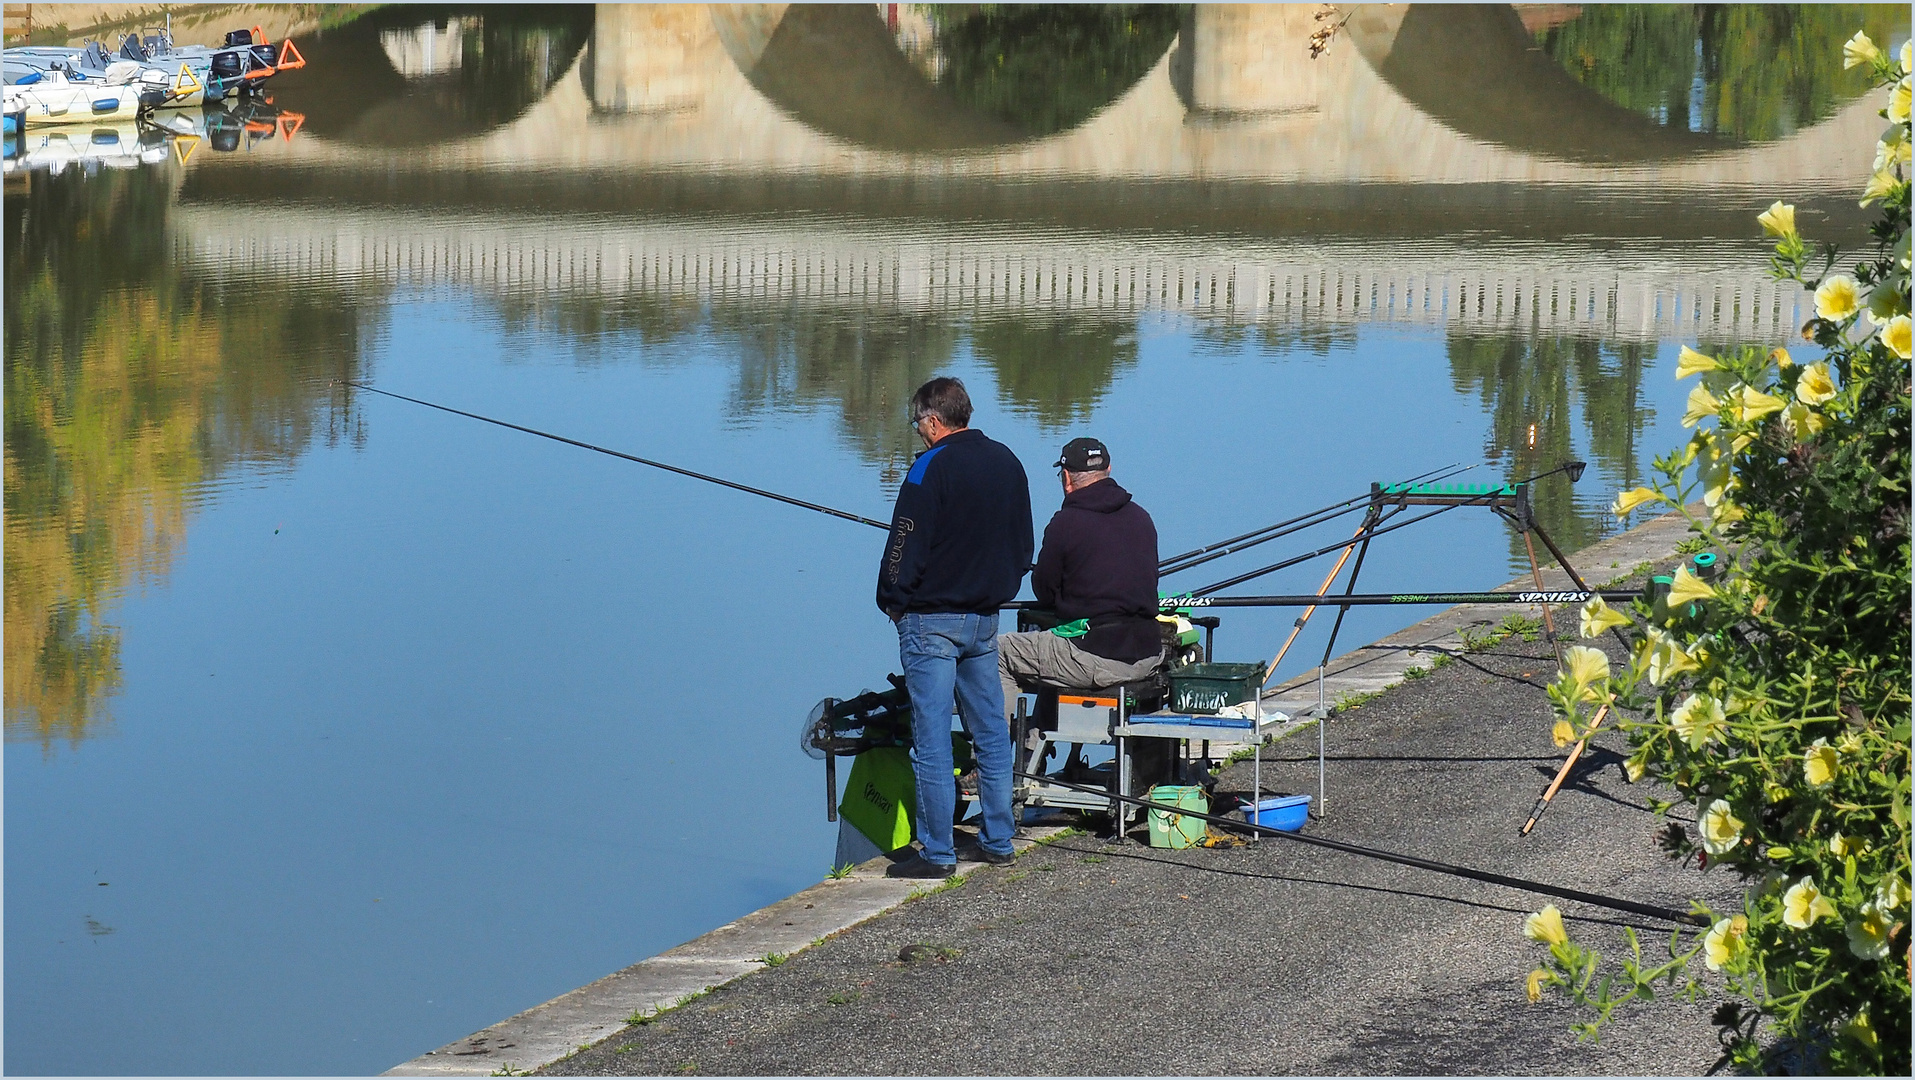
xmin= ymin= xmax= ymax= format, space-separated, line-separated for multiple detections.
xmin=172 ymin=3 xmax=1884 ymax=343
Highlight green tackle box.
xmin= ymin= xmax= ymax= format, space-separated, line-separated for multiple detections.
xmin=1166 ymin=662 xmax=1265 ymax=714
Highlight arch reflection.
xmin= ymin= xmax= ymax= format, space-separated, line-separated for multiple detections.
xmin=706 ymin=3 xmax=1179 ymax=152
xmin=266 ymin=5 xmax=592 ymax=148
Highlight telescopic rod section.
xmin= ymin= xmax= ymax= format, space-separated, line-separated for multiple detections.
xmin=342 ymin=381 xmax=890 ymax=530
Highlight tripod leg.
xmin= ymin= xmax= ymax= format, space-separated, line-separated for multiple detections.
xmin=1523 ymin=529 xmax=1565 ymax=667
xmin=1530 ymin=522 xmax=1593 ymax=592
xmin=1521 ymin=703 xmax=1610 ymax=835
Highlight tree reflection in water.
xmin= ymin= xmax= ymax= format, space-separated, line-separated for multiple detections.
xmin=918 ymin=5 xmax=1182 ymax=138
xmin=1447 ymin=331 xmax=1672 ymax=566
xmin=1536 ymin=3 xmax=1906 ymax=141
xmin=3 ymin=169 xmax=362 ymax=748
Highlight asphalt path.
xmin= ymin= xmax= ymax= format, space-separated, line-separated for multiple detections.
xmin=544 ymin=632 xmax=1741 ymax=1076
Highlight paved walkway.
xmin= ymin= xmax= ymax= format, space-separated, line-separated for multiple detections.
xmin=388 ymin=509 xmax=1720 ymax=1076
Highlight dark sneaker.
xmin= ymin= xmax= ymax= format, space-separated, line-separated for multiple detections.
xmin=956 ymin=842 xmax=1015 ymax=866
xmin=885 ymin=853 xmax=956 ymax=879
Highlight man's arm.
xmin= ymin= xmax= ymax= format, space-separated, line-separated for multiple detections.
xmin=1031 ymin=514 xmax=1063 ymax=608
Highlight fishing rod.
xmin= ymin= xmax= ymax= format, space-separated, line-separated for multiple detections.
xmin=1152 ymin=589 xmax=1636 ymax=609
xmin=1186 ymin=461 xmax=1587 ymax=597
xmin=1157 ymin=462 xmax=1477 ymax=576
xmin=1190 ymin=502 xmax=1467 ymax=595
xmin=1016 ymin=771 xmax=1706 ymax=927
xmin=341 ymin=381 xmax=891 ymax=530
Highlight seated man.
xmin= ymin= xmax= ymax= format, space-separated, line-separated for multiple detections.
xmin=999 ymin=437 xmax=1162 ymax=721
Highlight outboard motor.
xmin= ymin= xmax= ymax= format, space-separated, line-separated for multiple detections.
xmin=223 ymin=29 xmax=253 ymax=47
xmin=209 ymin=50 xmax=245 ymax=87
xmin=249 ymin=41 xmax=278 ymax=69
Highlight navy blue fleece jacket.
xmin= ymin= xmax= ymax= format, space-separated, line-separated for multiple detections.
xmin=876 ymin=428 xmax=1033 ymax=617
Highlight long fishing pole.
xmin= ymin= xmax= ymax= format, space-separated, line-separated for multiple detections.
xmin=342 ymin=381 xmax=890 ymax=530
xmin=1017 ymin=771 xmax=1705 ymax=927
xmin=1158 ymin=462 xmax=1476 ymax=576
xmin=1190 ymin=502 xmax=1468 ymax=595
xmin=1148 ymin=589 xmax=1637 ymax=609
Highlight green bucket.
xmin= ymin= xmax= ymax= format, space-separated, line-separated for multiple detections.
xmin=1146 ymin=785 xmax=1209 ymax=849
xmin=1167 ymin=662 xmax=1265 ymax=714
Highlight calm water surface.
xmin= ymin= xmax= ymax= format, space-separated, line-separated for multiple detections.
xmin=6 ymin=4 xmax=1906 ymax=1074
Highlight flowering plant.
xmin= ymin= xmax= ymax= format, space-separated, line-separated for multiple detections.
xmin=1525 ymin=35 xmax=1910 ymax=1075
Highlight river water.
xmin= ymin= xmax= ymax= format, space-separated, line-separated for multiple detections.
xmin=5 ymin=4 xmax=1906 ymax=1074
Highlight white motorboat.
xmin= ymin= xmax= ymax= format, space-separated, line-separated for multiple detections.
xmin=2 ymin=67 xmax=148 ymax=126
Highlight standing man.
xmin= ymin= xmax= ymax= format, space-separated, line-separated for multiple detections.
xmin=877 ymin=377 xmax=1033 ymax=878
xmin=998 ymin=438 xmax=1163 ymax=718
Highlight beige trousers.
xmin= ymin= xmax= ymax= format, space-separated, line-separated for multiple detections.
xmin=997 ymin=629 xmax=1162 ymax=722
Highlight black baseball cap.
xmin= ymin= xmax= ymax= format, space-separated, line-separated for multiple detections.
xmin=1054 ymin=438 xmax=1110 ymax=471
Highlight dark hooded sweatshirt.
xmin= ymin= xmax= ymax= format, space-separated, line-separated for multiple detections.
xmin=1033 ymin=478 xmax=1161 ymax=663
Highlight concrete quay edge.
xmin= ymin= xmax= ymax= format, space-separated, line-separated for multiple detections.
xmin=381 ymin=827 xmax=1075 ymax=1076
xmin=383 ymin=508 xmax=1699 ymax=1076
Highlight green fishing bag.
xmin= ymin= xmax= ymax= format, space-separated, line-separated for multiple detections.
xmin=840 ymin=747 xmax=916 ymax=852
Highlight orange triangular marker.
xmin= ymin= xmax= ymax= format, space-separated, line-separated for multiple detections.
xmin=172 ymin=133 xmax=200 ymax=165
xmin=275 ymin=39 xmax=305 ymax=70
xmin=277 ymin=111 xmax=304 ymax=142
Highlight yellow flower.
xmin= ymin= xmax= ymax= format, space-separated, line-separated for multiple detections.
xmin=1904 ymin=39 xmax=1913 ymax=75
xmin=1712 ymin=499 xmax=1746 ymax=525
xmin=1524 ymin=903 xmax=1568 ymax=945
xmin=1703 ymin=915 xmax=1747 ymax=971
xmin=1666 ymin=564 xmax=1717 ymax=608
xmin=1783 ymin=876 xmax=1839 ymax=928
xmin=1847 ymin=1010 xmax=1879 ymax=1050
xmin=1829 ymin=833 xmax=1865 ymax=858
xmin=1890 ymin=75 xmax=1911 ymax=125
xmin=1675 ymin=345 xmax=1719 ymax=378
xmin=1697 ymin=798 xmax=1743 ymax=856
xmin=1551 ymin=718 xmax=1576 ymax=748
xmin=1861 ymin=169 xmax=1899 ymax=207
xmin=1836 ymin=732 xmax=1863 ymax=755
xmin=1794 ymin=362 xmax=1837 ymax=405
xmin=1643 ymin=630 xmax=1701 ymax=686
xmin=1624 ymin=756 xmax=1646 ymax=782
xmin=1525 ymin=969 xmax=1548 ymax=1003
xmin=1670 ymin=693 xmax=1726 ymax=750
xmin=1753 ymin=201 xmax=1796 ymax=240
xmin=1815 ymin=274 xmax=1861 ymax=320
xmin=1782 ymin=402 xmax=1831 ymax=439
xmin=1877 ymin=125 xmax=1912 ymax=173
xmin=1697 ymin=451 xmax=1734 ymax=509
xmin=1876 ymin=876 xmax=1910 ymax=910
xmin=1579 ymin=597 xmax=1632 ymax=638
xmin=1735 ymin=386 xmax=1787 ymax=421
xmin=1562 ymin=644 xmax=1610 ymax=696
xmin=1885 ymin=315 xmax=1912 ymax=361
xmin=1681 ymin=384 xmax=1722 ymax=427
xmin=1846 ymin=901 xmax=1893 ymax=960
xmin=1612 ymin=486 xmax=1664 ymax=516
xmin=1770 ymin=347 xmax=1794 ymax=368
xmin=1804 ymin=738 xmax=1839 ymax=787
xmin=1844 ymin=31 xmax=1881 ymax=69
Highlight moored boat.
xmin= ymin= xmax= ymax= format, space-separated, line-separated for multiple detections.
xmin=3 ymin=68 xmax=146 ymax=127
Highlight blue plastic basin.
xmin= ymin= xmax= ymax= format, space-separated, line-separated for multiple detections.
xmin=1244 ymin=794 xmax=1311 ymax=831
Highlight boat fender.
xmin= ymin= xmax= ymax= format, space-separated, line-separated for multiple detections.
xmin=14 ymin=70 xmax=41 ymax=85
xmin=93 ymin=98 xmax=122 ymax=112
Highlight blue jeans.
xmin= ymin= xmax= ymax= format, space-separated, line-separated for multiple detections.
xmin=896 ymin=612 xmax=1015 ymax=864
